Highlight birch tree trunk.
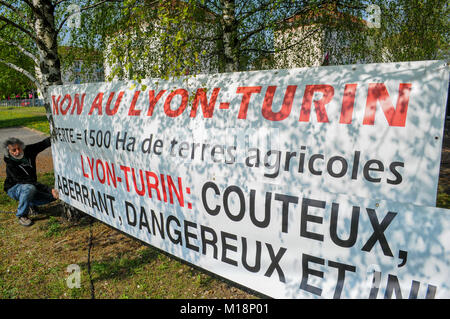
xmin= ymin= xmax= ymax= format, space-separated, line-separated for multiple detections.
xmin=32 ymin=0 xmax=62 ymax=102
xmin=220 ymin=0 xmax=240 ymax=72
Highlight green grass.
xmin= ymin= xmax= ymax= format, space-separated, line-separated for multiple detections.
xmin=0 ymin=106 xmax=49 ymax=134
xmin=437 ymin=186 xmax=450 ymax=209
xmin=42 ymin=216 xmax=65 ymax=238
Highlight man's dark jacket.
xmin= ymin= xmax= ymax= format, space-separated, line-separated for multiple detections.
xmin=3 ymin=137 xmax=51 ymax=192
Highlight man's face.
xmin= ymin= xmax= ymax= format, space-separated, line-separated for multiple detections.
xmin=8 ymin=143 xmax=24 ymax=159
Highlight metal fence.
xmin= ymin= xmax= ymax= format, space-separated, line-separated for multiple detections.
xmin=0 ymin=98 xmax=45 ymax=107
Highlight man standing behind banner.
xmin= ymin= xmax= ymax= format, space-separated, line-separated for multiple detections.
xmin=3 ymin=137 xmax=59 ymax=227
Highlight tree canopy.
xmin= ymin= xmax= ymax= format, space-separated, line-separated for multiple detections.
xmin=372 ymin=0 xmax=449 ymax=62
xmin=102 ymin=0 xmax=371 ymax=78
xmin=0 ymin=0 xmax=126 ymax=100
xmin=0 ymin=0 xmax=448 ymax=99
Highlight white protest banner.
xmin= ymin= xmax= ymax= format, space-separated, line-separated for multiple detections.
xmin=48 ymin=60 xmax=450 ymax=298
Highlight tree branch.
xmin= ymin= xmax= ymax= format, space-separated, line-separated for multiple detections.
xmin=0 ymin=0 xmax=34 ymax=28
xmin=235 ymin=0 xmax=273 ymax=24
xmin=54 ymin=0 xmax=71 ymax=6
xmin=20 ymin=0 xmax=34 ymax=7
xmin=0 ymin=37 xmax=39 ymax=65
xmin=19 ymin=0 xmax=42 ymax=17
xmin=0 ymin=58 xmax=42 ymax=93
xmin=237 ymin=1 xmax=328 ymax=44
xmin=56 ymin=0 xmax=124 ymax=33
xmin=242 ymin=26 xmax=322 ymax=54
xmin=0 ymin=15 xmax=40 ymax=45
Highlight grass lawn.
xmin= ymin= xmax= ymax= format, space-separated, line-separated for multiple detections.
xmin=0 ymin=106 xmax=256 ymax=299
xmin=0 ymin=106 xmax=50 ymax=134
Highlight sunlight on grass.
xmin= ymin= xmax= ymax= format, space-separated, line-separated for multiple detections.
xmin=0 ymin=106 xmax=49 ymax=134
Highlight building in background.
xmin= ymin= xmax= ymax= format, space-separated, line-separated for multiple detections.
xmin=273 ymin=8 xmax=372 ymax=69
xmin=103 ymin=2 xmax=218 ymax=80
xmin=59 ymin=46 xmax=104 ymax=84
